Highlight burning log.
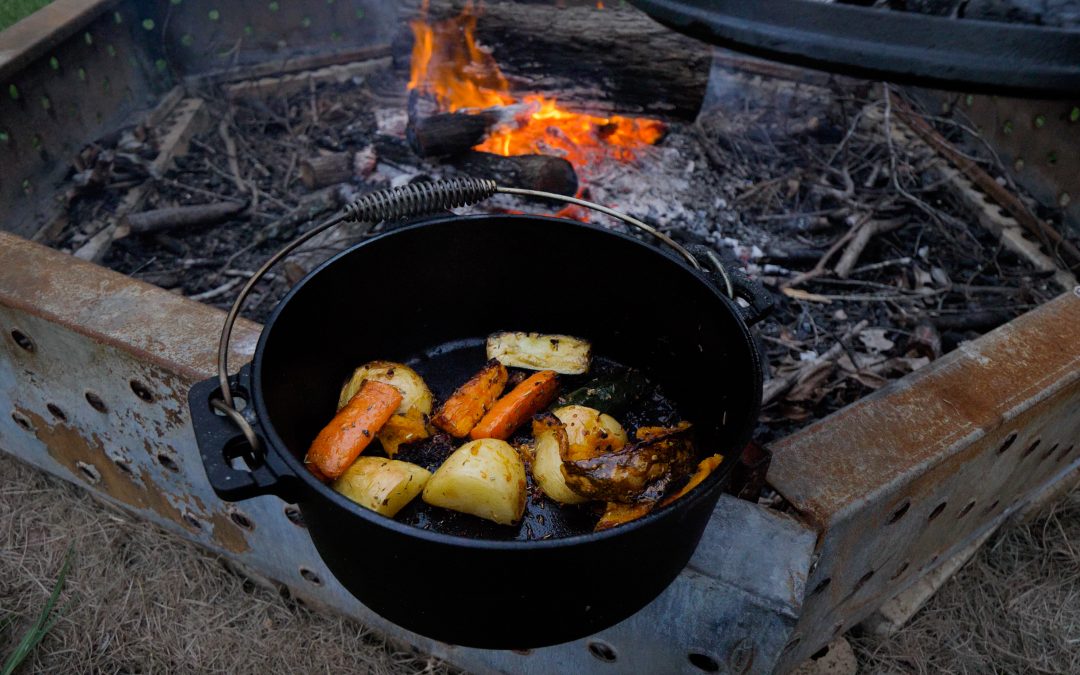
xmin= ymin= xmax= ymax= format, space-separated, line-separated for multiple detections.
xmin=400 ymin=2 xmax=711 ymax=120
xmin=407 ymin=109 xmax=501 ymax=157
xmin=121 ymin=200 xmax=247 ymax=236
xmin=451 ymin=152 xmax=578 ymax=197
xmin=300 ymin=153 xmax=355 ymax=190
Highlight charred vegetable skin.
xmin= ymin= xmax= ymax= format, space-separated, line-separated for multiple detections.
xmin=306 ymin=380 xmax=402 ymax=479
xmin=561 ymin=426 xmax=696 ymax=503
xmin=431 ymin=359 xmax=508 ymax=438
xmin=487 ymin=331 xmax=591 ymax=375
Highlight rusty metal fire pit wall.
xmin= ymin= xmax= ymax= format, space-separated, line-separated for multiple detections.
xmin=768 ymin=289 xmax=1080 ymax=671
xmin=0 ymin=0 xmax=399 ymax=238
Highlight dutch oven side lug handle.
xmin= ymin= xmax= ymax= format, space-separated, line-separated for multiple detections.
xmin=684 ymin=243 xmax=775 ymax=327
xmin=189 ymin=367 xmax=298 ymax=503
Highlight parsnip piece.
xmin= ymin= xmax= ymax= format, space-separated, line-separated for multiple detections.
xmin=332 ymin=457 xmax=431 ymax=517
xmin=422 ymin=439 xmax=527 ymax=525
xmin=338 ymin=361 xmax=433 ymax=415
xmin=486 ymin=331 xmax=591 ymax=375
xmin=530 ymin=415 xmax=588 ymax=505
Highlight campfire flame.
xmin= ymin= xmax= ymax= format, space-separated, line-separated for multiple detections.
xmin=407 ymin=2 xmax=665 ymax=175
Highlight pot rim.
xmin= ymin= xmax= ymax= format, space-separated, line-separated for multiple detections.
xmin=251 ymin=213 xmax=761 ymax=549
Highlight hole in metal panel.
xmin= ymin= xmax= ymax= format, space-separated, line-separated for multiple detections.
xmin=887 ymin=500 xmax=910 ymax=524
xmin=853 ymin=570 xmax=874 ymax=592
xmin=1041 ymin=444 xmax=1059 ymax=461
xmin=10 ymin=329 xmax=34 ymax=352
xmin=158 ymin=453 xmax=180 ymax=472
xmin=76 ymin=461 xmax=101 ymax=484
xmin=997 ymin=431 xmax=1018 ymax=454
xmin=780 ymin=636 xmax=801 ymax=655
xmin=130 ymin=379 xmax=155 ymax=403
xmin=11 ymin=411 xmax=33 ymax=431
xmin=810 ymin=645 xmax=830 ymax=660
xmin=1022 ymin=439 xmax=1041 ymax=458
xmin=85 ymin=391 xmax=108 ymax=413
xmin=985 ymin=499 xmax=1001 ymax=514
xmin=890 ymin=561 xmax=910 ymax=580
xmin=810 ymin=577 xmax=831 ymax=595
xmin=182 ymin=511 xmax=202 ymax=530
xmin=688 ymin=652 xmax=720 ymax=672
xmin=927 ymin=501 xmax=948 ymax=522
xmin=114 ymin=457 xmax=133 ymax=474
xmin=587 ymin=641 xmax=617 ymax=662
xmin=229 ymin=509 xmax=254 ymax=531
xmin=957 ymin=500 xmax=976 ymax=518
xmin=46 ymin=403 xmax=67 ymax=422
xmin=299 ymin=566 xmax=322 ymax=586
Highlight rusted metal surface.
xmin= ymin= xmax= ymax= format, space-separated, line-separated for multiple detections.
xmin=768 ymin=288 xmax=1080 ymax=670
xmin=0 ymin=231 xmax=817 ymax=674
xmin=0 ymin=1 xmax=168 ymax=238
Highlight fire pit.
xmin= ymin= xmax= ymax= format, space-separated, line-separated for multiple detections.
xmin=1 ymin=0 xmax=1078 ymax=672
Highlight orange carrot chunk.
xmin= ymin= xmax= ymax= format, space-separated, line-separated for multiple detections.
xmin=305 ymin=380 xmax=402 ymax=479
xmin=659 ymin=454 xmax=724 ymax=507
xmin=470 ymin=370 xmax=559 ymax=440
xmin=431 ymin=359 xmax=508 ymax=438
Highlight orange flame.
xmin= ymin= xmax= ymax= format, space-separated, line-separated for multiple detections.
xmin=407 ymin=2 xmax=664 ymax=174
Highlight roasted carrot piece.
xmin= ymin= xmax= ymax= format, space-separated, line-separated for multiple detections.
xmin=431 ymin=359 xmax=508 ymax=438
xmin=305 ymin=380 xmax=402 ymax=479
xmin=595 ymin=501 xmax=654 ymax=531
xmin=659 ymin=454 xmax=724 ymax=507
xmin=470 ymin=370 xmax=559 ymax=440
xmin=306 ymin=460 xmax=330 ymax=483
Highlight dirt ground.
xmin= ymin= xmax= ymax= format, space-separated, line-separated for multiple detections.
xmin=3 ymin=452 xmax=1080 ymax=673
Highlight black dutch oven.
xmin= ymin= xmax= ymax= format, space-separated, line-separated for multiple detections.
xmin=189 ymin=179 xmax=771 ymax=649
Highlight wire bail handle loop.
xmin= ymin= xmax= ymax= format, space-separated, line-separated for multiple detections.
xmin=211 ymin=178 xmax=732 ymax=452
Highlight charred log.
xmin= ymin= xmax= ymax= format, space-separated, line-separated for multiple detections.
xmin=407 ymin=109 xmax=501 ymax=157
xmin=451 ymin=151 xmax=578 ymax=196
xmin=300 ymin=153 xmax=355 ymax=190
xmin=122 ymin=201 xmax=247 ymax=235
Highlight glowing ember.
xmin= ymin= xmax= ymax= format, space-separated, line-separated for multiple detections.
xmin=407 ymin=2 xmax=665 ymax=173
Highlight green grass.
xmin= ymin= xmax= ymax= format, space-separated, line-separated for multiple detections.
xmin=0 ymin=0 xmax=54 ymax=32
xmin=1 ymin=547 xmax=74 ymax=675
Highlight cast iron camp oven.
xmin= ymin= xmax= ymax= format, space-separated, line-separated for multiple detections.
xmin=189 ymin=178 xmax=772 ymax=648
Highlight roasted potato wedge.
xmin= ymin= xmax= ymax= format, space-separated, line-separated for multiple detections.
xmin=530 ymin=414 xmax=587 ymax=505
xmin=422 ymin=439 xmax=527 ymax=525
xmin=338 ymin=361 xmax=433 ymax=415
xmin=553 ymin=405 xmax=628 ymax=460
xmin=332 ymin=457 xmax=431 ymax=517
xmin=486 ymin=331 xmax=591 ymax=375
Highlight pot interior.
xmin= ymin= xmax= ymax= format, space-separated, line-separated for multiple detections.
xmin=254 ymin=214 xmax=761 ymax=532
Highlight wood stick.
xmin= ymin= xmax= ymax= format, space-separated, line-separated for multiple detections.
xmin=299 ymin=153 xmax=354 ymax=190
xmin=763 ymin=320 xmax=869 ymax=406
xmin=834 ymin=217 xmax=909 ymax=278
xmin=122 ymin=201 xmax=248 ymax=235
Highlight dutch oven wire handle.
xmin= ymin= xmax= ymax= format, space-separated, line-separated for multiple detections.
xmin=212 ymin=177 xmax=772 ymax=458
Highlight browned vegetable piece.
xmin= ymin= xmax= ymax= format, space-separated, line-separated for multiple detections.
xmin=431 ymin=359 xmax=508 ymax=438
xmin=378 ymin=410 xmax=430 ymax=457
xmin=660 ymin=454 xmax=724 ymax=507
xmin=595 ymin=501 xmax=655 ymax=531
xmin=470 ymin=370 xmax=559 ymax=440
xmin=635 ymin=421 xmax=692 ymax=441
xmin=305 ymin=380 xmax=402 ymax=479
xmin=561 ymin=425 xmax=696 ymax=503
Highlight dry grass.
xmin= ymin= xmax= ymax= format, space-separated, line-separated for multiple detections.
xmin=851 ymin=487 xmax=1080 ymax=674
xmin=3 ymin=450 xmax=1080 ymax=674
xmin=0 ymin=454 xmax=449 ymax=674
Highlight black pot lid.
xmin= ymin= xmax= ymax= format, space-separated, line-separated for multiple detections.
xmin=628 ymin=0 xmax=1080 ymax=97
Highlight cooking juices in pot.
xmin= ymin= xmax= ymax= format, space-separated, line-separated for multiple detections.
xmin=303 ymin=331 xmax=725 ymax=541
